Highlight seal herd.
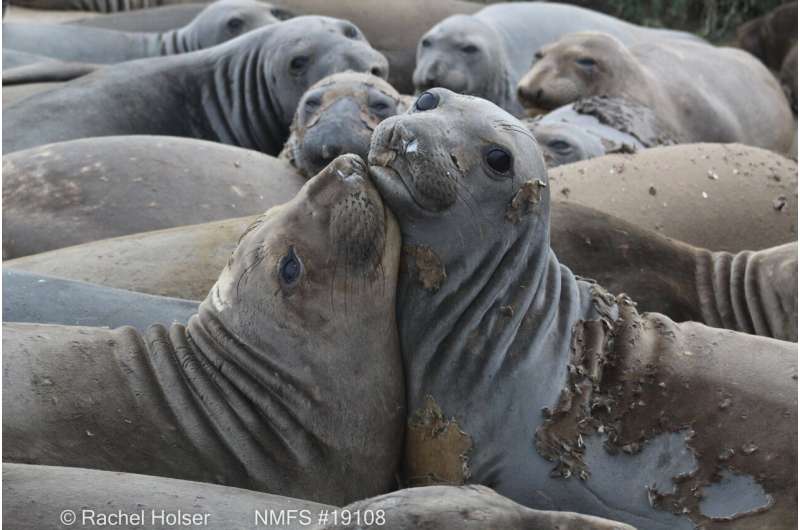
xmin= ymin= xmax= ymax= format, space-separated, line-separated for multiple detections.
xmin=1 ymin=1 xmax=798 ymax=529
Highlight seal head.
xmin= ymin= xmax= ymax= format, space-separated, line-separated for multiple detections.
xmin=282 ymin=72 xmax=407 ymax=178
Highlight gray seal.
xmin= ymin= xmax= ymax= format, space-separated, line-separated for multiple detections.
xmin=525 ymin=96 xmax=679 ymax=167
xmin=367 ymin=89 xmax=797 ymax=529
xmin=3 ymin=269 xmax=198 ymax=331
xmin=3 ymin=463 xmax=331 ymax=530
xmin=413 ymin=2 xmax=701 ymax=115
xmin=517 ymin=32 xmax=795 ymax=153
xmin=281 ymin=71 xmax=409 ymax=178
xmin=2 ymin=135 xmax=304 ymax=257
xmin=3 ymin=155 xmax=405 ymax=506
xmin=3 ymin=16 xmax=388 ymax=153
xmin=3 ymin=0 xmax=282 ymax=64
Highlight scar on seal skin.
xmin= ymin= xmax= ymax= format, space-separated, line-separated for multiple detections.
xmin=403 ymin=244 xmax=447 ymax=292
xmin=505 ymin=179 xmax=546 ymax=223
xmin=404 ymin=396 xmax=472 ymax=487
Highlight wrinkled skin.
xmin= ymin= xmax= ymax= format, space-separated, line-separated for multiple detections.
xmin=3 ymin=16 xmax=389 ymax=153
xmin=281 ymin=72 xmax=408 ymax=178
xmin=3 ymin=155 xmax=405 ymax=506
xmin=2 ymin=0 xmax=281 ymax=64
xmin=367 ymin=89 xmax=797 ymax=529
xmin=517 ymin=32 xmax=794 ymax=153
xmin=322 ymin=485 xmax=634 ymax=530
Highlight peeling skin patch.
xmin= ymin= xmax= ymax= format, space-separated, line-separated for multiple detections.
xmin=505 ymin=179 xmax=546 ymax=223
xmin=699 ymin=470 xmax=773 ymax=521
xmin=404 ymin=396 xmax=472 ymax=487
xmin=403 ymin=244 xmax=446 ymax=292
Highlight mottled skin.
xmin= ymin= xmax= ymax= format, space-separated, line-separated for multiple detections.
xmin=517 ymin=32 xmax=795 ymax=153
xmin=322 ymin=486 xmax=634 ymax=530
xmin=281 ymin=72 xmax=408 ymax=178
xmin=3 ymin=16 xmax=388 ymax=153
xmin=3 ymin=155 xmax=405 ymax=506
xmin=736 ymin=1 xmax=797 ymax=71
xmin=366 ymin=89 xmax=796 ymax=529
xmin=3 ymin=0 xmax=280 ymax=64
xmin=413 ymin=2 xmax=700 ymax=115
xmin=3 ymin=464 xmax=332 ymax=530
xmin=3 ymin=269 xmax=199 ymax=332
xmin=2 ymin=136 xmax=304 ymax=257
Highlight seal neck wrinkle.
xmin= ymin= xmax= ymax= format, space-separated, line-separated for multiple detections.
xmin=158 ymin=28 xmax=194 ymax=56
xmin=142 ymin=303 xmax=327 ymax=495
xmin=202 ymin=44 xmax=283 ymax=155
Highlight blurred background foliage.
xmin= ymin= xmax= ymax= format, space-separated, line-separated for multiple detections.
xmin=480 ymin=0 xmax=790 ymax=42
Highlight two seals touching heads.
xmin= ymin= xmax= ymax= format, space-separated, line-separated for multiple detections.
xmin=3 ymin=155 xmax=405 ymax=506
xmin=367 ymin=89 xmax=796 ymax=529
xmin=517 ymin=31 xmax=794 ymax=152
xmin=282 ymin=72 xmax=409 ymax=178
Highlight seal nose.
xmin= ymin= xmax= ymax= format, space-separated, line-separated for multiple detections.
xmin=370 ymin=64 xmax=386 ymax=78
xmin=517 ymin=84 xmax=543 ymax=106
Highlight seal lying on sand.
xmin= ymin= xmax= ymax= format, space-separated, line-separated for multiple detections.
xmin=8 ymin=201 xmax=797 ymax=342
xmin=3 ymin=155 xmax=405 ymax=506
xmin=3 ymin=463 xmax=331 ymax=530
xmin=321 ymin=485 xmax=634 ymax=530
xmin=525 ymin=96 xmax=679 ymax=167
xmin=736 ymin=1 xmax=797 ymax=71
xmin=2 ymin=136 xmax=303 ymax=257
xmin=3 ymin=0 xmax=281 ymax=64
xmin=3 ymin=16 xmax=388 ymax=153
xmin=517 ymin=32 xmax=795 ymax=153
xmin=281 ymin=72 xmax=409 ymax=178
xmin=367 ymin=89 xmax=797 ymax=529
xmin=3 ymin=269 xmax=198 ymax=331
xmin=413 ymin=2 xmax=700 ymax=115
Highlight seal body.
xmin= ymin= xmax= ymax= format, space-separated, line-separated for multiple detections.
xmin=2 ymin=136 xmax=304 ymax=257
xmin=366 ymin=89 xmax=797 ymax=529
xmin=2 ymin=16 xmax=389 ymax=153
xmin=518 ymin=32 xmax=795 ymax=153
xmin=549 ymin=143 xmax=798 ymax=251
xmin=3 ymin=155 xmax=405 ymax=506
xmin=414 ymin=2 xmax=701 ymax=114
xmin=3 ymin=463 xmax=332 ymax=530
xmin=736 ymin=1 xmax=797 ymax=71
xmin=3 ymin=0 xmax=281 ymax=64
xmin=3 ymin=269 xmax=198 ymax=331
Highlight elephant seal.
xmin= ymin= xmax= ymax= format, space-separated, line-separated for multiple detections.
xmin=321 ymin=485 xmax=634 ymax=530
xmin=413 ymin=2 xmax=700 ymax=115
xmin=367 ymin=89 xmax=797 ymax=529
xmin=3 ymin=269 xmax=199 ymax=331
xmin=70 ymin=3 xmax=232 ymax=31
xmin=524 ymin=96 xmax=679 ymax=167
xmin=9 ymin=199 xmax=796 ymax=342
xmin=781 ymin=43 xmax=797 ymax=113
xmin=281 ymin=72 xmax=409 ymax=178
xmin=2 ymin=81 xmax=63 ymax=106
xmin=3 ymin=464 xmax=331 ymax=530
xmin=3 ymin=57 xmax=98 ymax=85
xmin=736 ymin=1 xmax=797 ymax=71
xmin=2 ymin=136 xmax=304 ymax=257
xmin=3 ymin=16 xmax=389 ymax=153
xmin=517 ymin=32 xmax=795 ymax=153
xmin=549 ymin=142 xmax=798 ymax=252
xmin=3 ymin=0 xmax=281 ymax=64
xmin=3 ymin=155 xmax=405 ymax=506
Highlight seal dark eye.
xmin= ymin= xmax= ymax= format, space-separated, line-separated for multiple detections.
xmin=486 ymin=147 xmax=512 ymax=173
xmin=461 ymin=44 xmax=479 ymax=54
xmin=370 ymin=100 xmax=390 ymax=113
xmin=270 ymin=7 xmax=293 ymax=20
xmin=534 ymin=51 xmax=544 ymax=60
xmin=278 ymin=247 xmax=303 ymax=287
xmin=343 ymin=25 xmax=358 ymax=39
xmin=415 ymin=91 xmax=439 ymax=111
xmin=547 ymin=140 xmax=572 ymax=152
xmin=421 ymin=38 xmax=431 ymax=48
xmin=575 ymin=57 xmax=597 ymax=68
xmin=304 ymin=96 xmax=321 ymax=109
xmin=226 ymin=16 xmax=244 ymax=32
xmin=290 ymin=56 xmax=310 ymax=74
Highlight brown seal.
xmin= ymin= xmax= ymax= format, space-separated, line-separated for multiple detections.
xmin=3 ymin=155 xmax=405 ymax=506
xmin=517 ymin=32 xmax=795 ymax=153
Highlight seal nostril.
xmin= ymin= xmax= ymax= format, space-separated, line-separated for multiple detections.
xmin=535 ymin=88 xmax=544 ymax=102
xmin=370 ymin=66 xmax=384 ymax=78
